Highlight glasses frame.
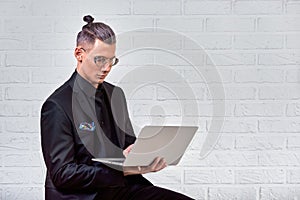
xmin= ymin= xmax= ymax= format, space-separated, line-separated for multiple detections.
xmin=80 ymin=48 xmax=119 ymax=68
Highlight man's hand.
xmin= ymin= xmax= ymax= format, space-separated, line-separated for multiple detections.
xmin=123 ymin=157 xmax=167 ymax=176
xmin=123 ymin=144 xmax=134 ymax=158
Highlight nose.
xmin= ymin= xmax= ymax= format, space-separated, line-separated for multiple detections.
xmin=101 ymin=62 xmax=112 ymax=72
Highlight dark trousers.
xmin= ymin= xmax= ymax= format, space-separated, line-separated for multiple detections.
xmin=95 ymin=185 xmax=194 ymax=200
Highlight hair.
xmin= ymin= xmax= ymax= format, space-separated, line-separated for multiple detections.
xmin=76 ymin=15 xmax=116 ymax=46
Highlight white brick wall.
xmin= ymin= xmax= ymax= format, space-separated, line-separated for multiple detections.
xmin=0 ymin=0 xmax=299 ymax=199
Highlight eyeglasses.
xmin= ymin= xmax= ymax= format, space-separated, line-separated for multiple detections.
xmin=80 ymin=48 xmax=119 ymax=68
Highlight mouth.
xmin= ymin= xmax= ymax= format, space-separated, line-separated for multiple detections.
xmin=97 ymin=74 xmax=106 ymax=79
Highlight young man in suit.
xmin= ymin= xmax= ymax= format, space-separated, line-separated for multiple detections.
xmin=40 ymin=15 xmax=194 ymax=200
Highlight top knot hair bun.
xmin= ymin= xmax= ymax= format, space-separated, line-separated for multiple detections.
xmin=83 ymin=15 xmax=94 ymax=24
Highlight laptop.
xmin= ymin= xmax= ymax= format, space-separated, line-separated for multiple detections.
xmin=92 ymin=125 xmax=198 ymax=167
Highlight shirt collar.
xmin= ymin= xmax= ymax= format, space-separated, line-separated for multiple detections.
xmin=75 ymin=70 xmax=98 ymax=98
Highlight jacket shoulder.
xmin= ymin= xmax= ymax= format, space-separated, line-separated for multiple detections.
xmin=42 ymin=73 xmax=75 ymax=111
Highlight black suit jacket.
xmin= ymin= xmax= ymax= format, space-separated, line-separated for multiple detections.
xmin=41 ymin=71 xmax=152 ymax=200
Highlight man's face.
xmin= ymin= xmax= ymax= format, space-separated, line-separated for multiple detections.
xmin=76 ymin=39 xmax=116 ymax=88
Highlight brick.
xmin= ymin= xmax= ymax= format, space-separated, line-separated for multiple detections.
xmin=3 ymin=152 xmax=41 ymax=167
xmin=212 ymin=135 xmax=235 ymax=150
xmin=157 ymin=84 xmax=206 ymax=100
xmin=132 ymin=101 xmax=181 ymax=116
xmin=156 ymin=18 xmax=204 ymax=32
xmin=114 ymin=36 xmax=133 ymax=55
xmin=258 ymin=53 xmax=300 ymax=65
xmin=286 ymin=69 xmax=300 ymax=83
xmin=0 ymin=1 xmax=31 ymax=16
xmin=235 ymin=169 xmax=284 ymax=184
xmin=181 ymin=186 xmax=206 ymax=200
xmin=143 ymin=168 xmax=182 ymax=184
xmin=206 ymin=18 xmax=255 ymax=32
xmin=4 ymin=187 xmax=42 ymax=200
xmin=258 ymin=152 xmax=300 ymax=166
xmin=189 ymin=131 xmax=231 ymax=152
xmin=0 ymin=134 xmax=31 ymax=151
xmin=209 ymin=187 xmax=257 ymax=200
xmin=4 ymin=18 xmax=52 ymax=33
xmin=5 ymin=86 xmax=54 ymax=101
xmin=0 ymin=87 xmax=2 ymax=101
xmin=235 ymin=136 xmax=285 ymax=150
xmin=259 ymin=120 xmax=300 ymax=133
xmin=155 ymin=50 xmax=205 ymax=66
xmin=133 ymin=0 xmax=181 ymax=15
xmin=183 ymin=34 xmax=232 ymax=50
xmin=287 ymin=1 xmax=300 ymax=14
xmin=259 ymin=86 xmax=300 ymax=100
xmin=5 ymin=118 xmax=39 ymax=133
xmin=184 ymin=169 xmax=233 ymax=184
xmin=54 ymin=52 xmax=76 ymax=67
xmin=184 ymin=69 xmax=232 ymax=83
xmin=209 ymin=86 xmax=256 ymax=100
xmin=0 ymin=103 xmax=30 ymax=117
xmin=117 ymin=83 xmax=155 ymax=100
xmin=182 ymin=151 xmax=258 ymax=167
xmin=260 ymin=187 xmax=300 ymax=200
xmin=219 ymin=119 xmax=257 ymax=133
xmin=233 ymin=1 xmax=282 ymax=15
xmin=32 ymin=133 xmax=42 ymax=151
xmin=287 ymin=136 xmax=300 ymax=149
xmin=131 ymin=116 xmax=205 ymax=132
xmin=235 ymin=103 xmax=284 ymax=117
xmin=0 ymin=167 xmax=43 ymax=184
xmin=32 ymin=68 xmax=73 ymax=84
xmin=287 ymin=169 xmax=300 ymax=183
xmin=133 ymin=32 xmax=182 ymax=50
xmin=111 ymin=65 xmax=184 ymax=83
xmin=0 ymin=20 xmax=3 ymax=33
xmin=287 ymin=103 xmax=300 ymax=116
xmin=0 ymin=34 xmax=29 ymax=50
xmin=5 ymin=52 xmax=52 ymax=67
xmin=184 ymin=0 xmax=231 ymax=15
xmin=117 ymin=51 xmax=155 ymax=66
xmin=184 ymin=101 xmax=234 ymax=117
xmin=207 ymin=53 xmax=256 ymax=66
xmin=235 ymin=69 xmax=283 ymax=83
xmin=258 ymin=17 xmax=300 ymax=32
xmin=31 ymin=0 xmax=79 ymax=16
xmin=106 ymin=18 xmax=154 ymax=33
xmin=234 ymin=34 xmax=283 ymax=49
xmin=32 ymin=102 xmax=42 ymax=117
xmin=0 ymin=68 xmax=29 ymax=83
xmin=32 ymin=34 xmax=74 ymax=50
xmin=79 ymin=0 xmax=131 ymax=15
xmin=287 ymin=34 xmax=300 ymax=49
xmin=54 ymin=18 xmax=82 ymax=33
xmin=0 ymin=53 xmax=4 ymax=66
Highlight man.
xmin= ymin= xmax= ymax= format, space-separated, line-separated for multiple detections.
xmin=40 ymin=15 xmax=194 ymax=199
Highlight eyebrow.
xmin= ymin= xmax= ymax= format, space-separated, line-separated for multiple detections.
xmin=94 ymin=55 xmax=116 ymax=59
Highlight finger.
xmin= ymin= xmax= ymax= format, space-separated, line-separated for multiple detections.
xmin=151 ymin=157 xmax=166 ymax=172
xmin=155 ymin=158 xmax=167 ymax=171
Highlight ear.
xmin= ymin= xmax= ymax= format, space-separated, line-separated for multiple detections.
xmin=74 ymin=47 xmax=84 ymax=62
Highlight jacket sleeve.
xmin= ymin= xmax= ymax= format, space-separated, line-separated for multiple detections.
xmin=41 ymin=99 xmax=125 ymax=190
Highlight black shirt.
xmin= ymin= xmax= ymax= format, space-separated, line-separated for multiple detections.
xmin=95 ymin=84 xmax=120 ymax=148
xmin=76 ymin=72 xmax=120 ymax=150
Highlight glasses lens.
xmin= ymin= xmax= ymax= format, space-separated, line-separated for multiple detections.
xmin=94 ymin=56 xmax=119 ymax=67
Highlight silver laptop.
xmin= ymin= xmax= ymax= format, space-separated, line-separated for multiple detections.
xmin=92 ymin=125 xmax=198 ymax=167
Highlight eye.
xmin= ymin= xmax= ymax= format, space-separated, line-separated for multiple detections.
xmin=95 ymin=56 xmax=106 ymax=63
